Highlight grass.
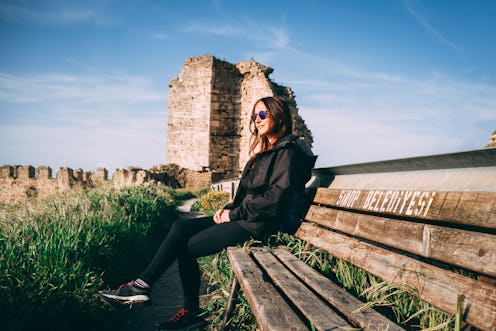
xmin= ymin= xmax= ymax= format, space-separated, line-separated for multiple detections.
xmin=0 ymin=186 xmax=455 ymax=331
xmin=193 ymin=191 xmax=455 ymax=330
xmin=0 ymin=185 xmax=194 ymax=331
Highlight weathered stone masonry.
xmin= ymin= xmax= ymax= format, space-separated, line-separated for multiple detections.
xmin=1 ymin=56 xmax=314 ymax=204
xmin=167 ymin=55 xmax=313 ymax=182
xmin=0 ymin=165 xmax=210 ymax=205
xmin=0 ymin=165 xmax=108 ymax=205
xmin=486 ymin=130 xmax=496 ymax=148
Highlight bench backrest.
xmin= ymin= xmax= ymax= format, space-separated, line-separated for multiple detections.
xmin=296 ymin=148 xmax=496 ymax=331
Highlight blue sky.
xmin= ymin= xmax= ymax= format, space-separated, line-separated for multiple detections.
xmin=1 ymin=0 xmax=495 ymax=174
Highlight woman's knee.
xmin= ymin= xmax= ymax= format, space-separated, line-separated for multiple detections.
xmin=185 ymin=238 xmax=206 ymax=258
xmin=186 ymin=227 xmax=251 ymax=258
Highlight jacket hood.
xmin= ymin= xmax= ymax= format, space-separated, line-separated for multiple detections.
xmin=273 ymin=135 xmax=318 ymax=168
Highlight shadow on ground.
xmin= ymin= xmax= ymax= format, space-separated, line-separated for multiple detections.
xmin=102 ymin=199 xmax=209 ymax=331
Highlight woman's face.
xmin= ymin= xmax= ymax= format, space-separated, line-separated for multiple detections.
xmin=253 ymin=101 xmax=273 ymax=138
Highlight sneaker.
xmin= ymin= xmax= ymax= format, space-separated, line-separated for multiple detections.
xmin=100 ymin=281 xmax=151 ymax=306
xmin=156 ymin=308 xmax=207 ymax=331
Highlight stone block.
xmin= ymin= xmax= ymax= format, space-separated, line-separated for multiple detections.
xmin=57 ymin=168 xmax=74 ymax=188
xmin=0 ymin=165 xmax=13 ymax=179
xmin=18 ymin=166 xmax=35 ymax=180
xmin=74 ymin=169 xmax=84 ymax=181
xmin=36 ymin=166 xmax=53 ymax=179
xmin=96 ymin=167 xmax=108 ymax=180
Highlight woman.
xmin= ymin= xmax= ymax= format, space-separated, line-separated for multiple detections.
xmin=100 ymin=96 xmax=316 ymax=330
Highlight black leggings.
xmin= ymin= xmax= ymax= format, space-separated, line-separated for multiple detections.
xmin=139 ymin=217 xmax=252 ymax=311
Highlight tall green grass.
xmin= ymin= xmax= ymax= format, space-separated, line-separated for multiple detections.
xmin=0 ymin=186 xmax=193 ymax=331
xmin=194 ymin=191 xmax=454 ymax=330
xmin=277 ymin=234 xmax=454 ymax=329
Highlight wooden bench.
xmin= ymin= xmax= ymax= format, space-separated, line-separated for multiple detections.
xmin=220 ymin=148 xmax=496 ymax=330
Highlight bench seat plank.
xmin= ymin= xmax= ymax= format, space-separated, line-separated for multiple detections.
xmin=314 ymin=188 xmax=496 ymax=229
xmin=296 ymin=222 xmax=496 ymax=331
xmin=306 ymin=204 xmax=496 ymax=277
xmin=273 ymin=248 xmax=405 ymax=331
xmin=226 ymin=247 xmax=308 ymax=331
xmin=252 ymin=248 xmax=352 ymax=330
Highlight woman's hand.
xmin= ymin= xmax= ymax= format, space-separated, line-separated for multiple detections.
xmin=213 ymin=209 xmax=231 ymax=224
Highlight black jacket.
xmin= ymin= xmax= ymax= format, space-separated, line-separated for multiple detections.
xmin=226 ymin=135 xmax=317 ymax=237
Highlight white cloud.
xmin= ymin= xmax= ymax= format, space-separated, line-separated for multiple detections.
xmin=0 ymin=119 xmax=166 ymax=173
xmin=404 ymin=0 xmax=460 ymax=50
xmin=274 ymin=51 xmax=496 ymax=166
xmin=0 ymin=70 xmax=168 ymax=171
xmin=184 ymin=23 xmax=242 ymax=37
xmin=183 ymin=20 xmax=290 ymax=49
xmin=0 ymin=2 xmax=117 ymax=26
xmin=152 ymin=32 xmax=172 ymax=40
xmin=302 ymin=105 xmax=472 ymax=168
xmin=0 ymin=71 xmax=165 ymax=108
xmin=261 ymin=26 xmax=289 ymax=49
xmin=1 ymin=4 xmax=93 ymax=24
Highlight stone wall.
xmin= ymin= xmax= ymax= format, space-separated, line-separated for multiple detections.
xmin=485 ymin=130 xmax=496 ymax=148
xmin=183 ymin=170 xmax=212 ymax=189
xmin=210 ymin=59 xmax=242 ymax=180
xmin=235 ymin=60 xmax=275 ymax=174
xmin=0 ymin=165 xmax=106 ymax=205
xmin=167 ymin=56 xmax=213 ymax=172
xmin=0 ymin=164 xmax=211 ymax=205
xmin=167 ymin=55 xmax=313 ymax=182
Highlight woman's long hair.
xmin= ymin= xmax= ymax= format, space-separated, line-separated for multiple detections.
xmin=249 ymin=96 xmax=293 ymax=155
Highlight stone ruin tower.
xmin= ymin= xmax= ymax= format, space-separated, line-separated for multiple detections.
xmin=166 ymin=55 xmax=313 ymax=182
xmin=485 ymin=130 xmax=496 ymax=148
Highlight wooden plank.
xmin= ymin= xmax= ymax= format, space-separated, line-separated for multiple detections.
xmin=251 ymin=248 xmax=352 ymax=330
xmin=320 ymin=148 xmax=496 ymax=175
xmin=313 ymin=188 xmax=496 ymax=229
xmin=273 ymin=248 xmax=405 ymax=331
xmin=306 ymin=205 xmax=496 ymax=277
xmin=222 ymin=277 xmax=240 ymax=328
xmin=295 ymin=222 xmax=496 ymax=331
xmin=226 ymin=247 xmax=308 ymax=331
xmin=325 ymin=166 xmax=496 ymax=193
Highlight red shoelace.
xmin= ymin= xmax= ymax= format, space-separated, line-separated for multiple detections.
xmin=169 ymin=309 xmax=189 ymax=322
xmin=118 ymin=281 xmax=133 ymax=289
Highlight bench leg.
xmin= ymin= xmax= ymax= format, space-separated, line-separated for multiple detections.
xmin=221 ymin=276 xmax=240 ymax=330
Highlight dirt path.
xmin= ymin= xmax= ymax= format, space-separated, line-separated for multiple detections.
xmin=104 ymin=199 xmax=207 ymax=331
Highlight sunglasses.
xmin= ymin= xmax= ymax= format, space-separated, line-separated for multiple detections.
xmin=251 ymin=110 xmax=268 ymax=121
